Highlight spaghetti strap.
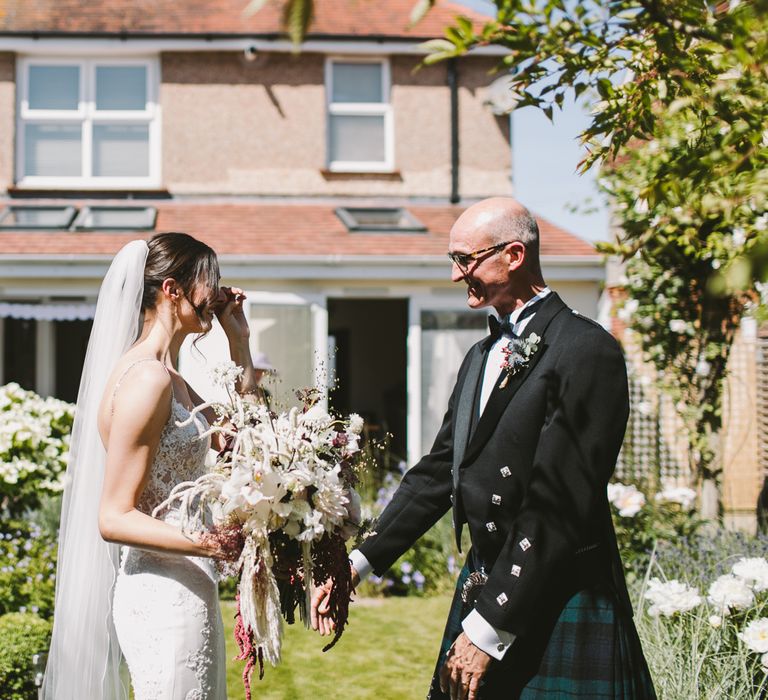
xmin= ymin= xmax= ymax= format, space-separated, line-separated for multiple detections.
xmin=111 ymin=358 xmax=173 ymax=415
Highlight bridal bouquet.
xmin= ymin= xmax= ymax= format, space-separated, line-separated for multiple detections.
xmin=153 ymin=362 xmax=363 ymax=697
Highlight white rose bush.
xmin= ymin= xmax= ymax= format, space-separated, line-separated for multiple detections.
xmin=0 ymin=383 xmax=73 ymax=518
xmin=153 ymin=363 xmax=364 ymax=698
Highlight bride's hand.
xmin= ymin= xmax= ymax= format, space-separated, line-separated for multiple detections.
xmin=215 ymin=286 xmax=249 ymax=343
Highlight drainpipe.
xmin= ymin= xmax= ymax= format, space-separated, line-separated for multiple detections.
xmin=448 ymin=58 xmax=459 ymax=204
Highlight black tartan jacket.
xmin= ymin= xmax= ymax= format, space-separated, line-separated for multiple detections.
xmin=358 ymin=292 xmax=633 ymax=640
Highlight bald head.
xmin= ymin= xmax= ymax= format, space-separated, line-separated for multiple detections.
xmin=453 ymin=197 xmax=541 ymax=270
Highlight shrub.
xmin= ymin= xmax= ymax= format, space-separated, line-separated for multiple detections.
xmin=0 ymin=383 xmax=74 ymax=518
xmin=0 ymin=612 xmax=51 ymax=700
xmin=0 ymin=520 xmax=57 ymax=620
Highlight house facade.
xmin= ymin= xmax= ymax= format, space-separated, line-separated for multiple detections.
xmin=0 ymin=0 xmax=604 ymax=466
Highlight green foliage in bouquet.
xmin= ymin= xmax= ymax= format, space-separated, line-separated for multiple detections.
xmin=0 ymin=520 xmax=58 ymax=620
xmin=0 ymin=383 xmax=74 ymax=518
xmin=0 ymin=612 xmax=51 ymax=700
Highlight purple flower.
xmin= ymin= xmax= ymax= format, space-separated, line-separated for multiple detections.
xmin=400 ymin=561 xmax=413 ymax=574
xmin=447 ymin=556 xmax=457 ymax=574
xmin=413 ymin=571 xmax=426 ymax=590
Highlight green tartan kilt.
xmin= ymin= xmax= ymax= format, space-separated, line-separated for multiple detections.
xmin=427 ymin=560 xmax=656 ymax=700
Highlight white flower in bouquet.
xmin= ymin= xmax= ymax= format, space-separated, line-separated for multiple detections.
xmin=739 ymin=618 xmax=768 ymax=654
xmin=607 ymin=482 xmax=646 ymax=517
xmin=644 ymin=578 xmax=702 ymax=617
xmin=732 ymin=557 xmax=768 ymax=592
xmin=655 ymin=486 xmax=697 ymax=511
xmin=209 ymin=360 xmax=243 ymax=390
xmin=348 ymin=413 xmax=364 ymax=435
xmin=707 ymin=574 xmax=755 ymax=613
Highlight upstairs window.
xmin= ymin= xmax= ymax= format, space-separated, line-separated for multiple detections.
xmin=326 ymin=58 xmax=393 ymax=172
xmin=17 ymin=58 xmax=160 ymax=188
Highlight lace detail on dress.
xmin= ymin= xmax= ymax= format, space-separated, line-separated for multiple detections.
xmin=137 ymin=398 xmax=210 ymax=516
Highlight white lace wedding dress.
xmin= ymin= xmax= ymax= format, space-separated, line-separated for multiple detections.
xmin=112 ymin=368 xmax=227 ymax=700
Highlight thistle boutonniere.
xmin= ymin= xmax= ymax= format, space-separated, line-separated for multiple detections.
xmin=499 ymin=332 xmax=541 ymax=388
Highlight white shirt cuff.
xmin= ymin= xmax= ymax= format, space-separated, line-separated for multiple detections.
xmin=348 ymin=549 xmax=373 ymax=582
xmin=461 ymin=608 xmax=516 ymax=661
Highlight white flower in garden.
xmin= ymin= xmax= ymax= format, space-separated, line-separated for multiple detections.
xmin=732 ymin=558 xmax=768 ymax=592
xmin=739 ymin=618 xmax=768 ymax=654
xmin=208 ymin=361 xmax=243 ymax=390
xmin=635 ymin=400 xmax=653 ymax=416
xmin=634 ymin=198 xmax=649 ymax=214
xmin=607 ymin=482 xmax=645 ymax=517
xmin=669 ymin=319 xmax=687 ymax=334
xmin=709 ymin=614 xmax=722 ymax=628
xmin=708 ymin=574 xmax=755 ymax=613
xmin=617 ymin=298 xmax=639 ymax=323
xmin=347 ymin=413 xmax=364 ymax=435
xmin=655 ymin=486 xmax=697 ymax=511
xmin=695 ymin=358 xmax=711 ymax=376
xmin=644 ymin=578 xmax=702 ymax=617
xmin=756 ymin=213 xmax=768 ymax=232
xmin=732 ymin=227 xmax=747 ymax=247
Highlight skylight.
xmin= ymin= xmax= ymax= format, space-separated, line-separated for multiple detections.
xmin=72 ymin=206 xmax=157 ymax=231
xmin=0 ymin=206 xmax=77 ymax=230
xmin=336 ymin=207 xmax=427 ymax=233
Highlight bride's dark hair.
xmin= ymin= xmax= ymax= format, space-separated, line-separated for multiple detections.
xmin=142 ymin=232 xmax=221 ymax=323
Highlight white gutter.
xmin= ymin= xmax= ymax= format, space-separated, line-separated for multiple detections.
xmin=0 ymin=254 xmax=604 ymax=282
xmin=0 ymin=36 xmax=508 ymax=57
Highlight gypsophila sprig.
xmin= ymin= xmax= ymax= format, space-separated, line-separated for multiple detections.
xmin=154 ymin=362 xmax=364 ymax=700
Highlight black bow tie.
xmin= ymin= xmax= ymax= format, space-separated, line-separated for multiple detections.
xmin=488 ymin=315 xmax=516 ymax=340
xmin=488 ymin=295 xmax=548 ymax=341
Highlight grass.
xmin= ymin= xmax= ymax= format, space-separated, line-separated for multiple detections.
xmin=222 ymin=595 xmax=452 ymax=700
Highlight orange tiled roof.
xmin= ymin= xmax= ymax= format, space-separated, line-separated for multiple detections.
xmin=0 ymin=201 xmax=596 ymax=258
xmin=0 ymin=0 xmax=489 ymax=38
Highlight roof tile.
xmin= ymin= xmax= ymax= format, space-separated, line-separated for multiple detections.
xmin=0 ymin=200 xmax=596 ymax=258
xmin=0 ymin=0 xmax=489 ymax=38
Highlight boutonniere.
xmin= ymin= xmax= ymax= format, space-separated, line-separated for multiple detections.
xmin=499 ymin=332 xmax=541 ymax=388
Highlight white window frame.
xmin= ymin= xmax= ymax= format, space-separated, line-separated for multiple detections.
xmin=325 ymin=56 xmax=394 ymax=173
xmin=16 ymin=56 xmax=161 ymax=189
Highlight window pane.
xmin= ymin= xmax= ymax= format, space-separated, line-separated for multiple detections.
xmin=331 ymin=63 xmax=383 ymax=103
xmin=92 ymin=124 xmax=149 ymax=177
xmin=24 ymin=124 xmax=82 ymax=176
xmin=0 ymin=207 xmax=75 ymax=229
xmin=420 ymin=311 xmax=486 ymax=452
xmin=28 ymin=65 xmax=79 ymax=110
xmin=76 ymin=207 xmax=156 ymax=230
xmin=3 ymin=317 xmax=37 ymax=392
xmin=329 ymin=115 xmax=385 ymax=163
xmin=249 ymin=304 xmax=313 ymax=409
xmin=55 ymin=319 xmax=92 ymax=403
xmin=95 ymin=66 xmax=147 ymax=110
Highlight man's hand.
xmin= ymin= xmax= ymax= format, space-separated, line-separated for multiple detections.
xmin=310 ymin=565 xmax=360 ymax=636
xmin=439 ymin=632 xmax=493 ymax=700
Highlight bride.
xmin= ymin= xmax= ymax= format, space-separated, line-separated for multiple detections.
xmin=43 ymin=233 xmax=260 ymax=699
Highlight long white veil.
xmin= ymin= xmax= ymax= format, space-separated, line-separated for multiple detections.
xmin=43 ymin=240 xmax=149 ymax=700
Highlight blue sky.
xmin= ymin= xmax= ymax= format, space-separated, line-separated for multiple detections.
xmin=456 ymin=0 xmax=610 ymax=242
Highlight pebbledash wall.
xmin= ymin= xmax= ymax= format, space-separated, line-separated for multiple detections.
xmin=161 ymin=52 xmax=509 ymax=197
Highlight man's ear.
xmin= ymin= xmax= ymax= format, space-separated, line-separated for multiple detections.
xmin=161 ymin=278 xmax=181 ymax=300
xmin=506 ymin=241 xmax=527 ymax=272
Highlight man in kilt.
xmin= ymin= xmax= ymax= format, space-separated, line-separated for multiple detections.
xmin=312 ymin=197 xmax=655 ymax=699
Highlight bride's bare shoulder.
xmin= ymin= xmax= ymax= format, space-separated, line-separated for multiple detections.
xmin=98 ymin=355 xmax=172 ymax=438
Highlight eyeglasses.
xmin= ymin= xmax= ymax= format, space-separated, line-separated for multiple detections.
xmin=447 ymin=241 xmax=513 ymax=271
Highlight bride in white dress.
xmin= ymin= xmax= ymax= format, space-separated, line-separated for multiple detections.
xmin=43 ymin=233 xmax=262 ymax=699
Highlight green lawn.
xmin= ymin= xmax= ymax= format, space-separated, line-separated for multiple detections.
xmin=222 ymin=595 xmax=452 ymax=700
